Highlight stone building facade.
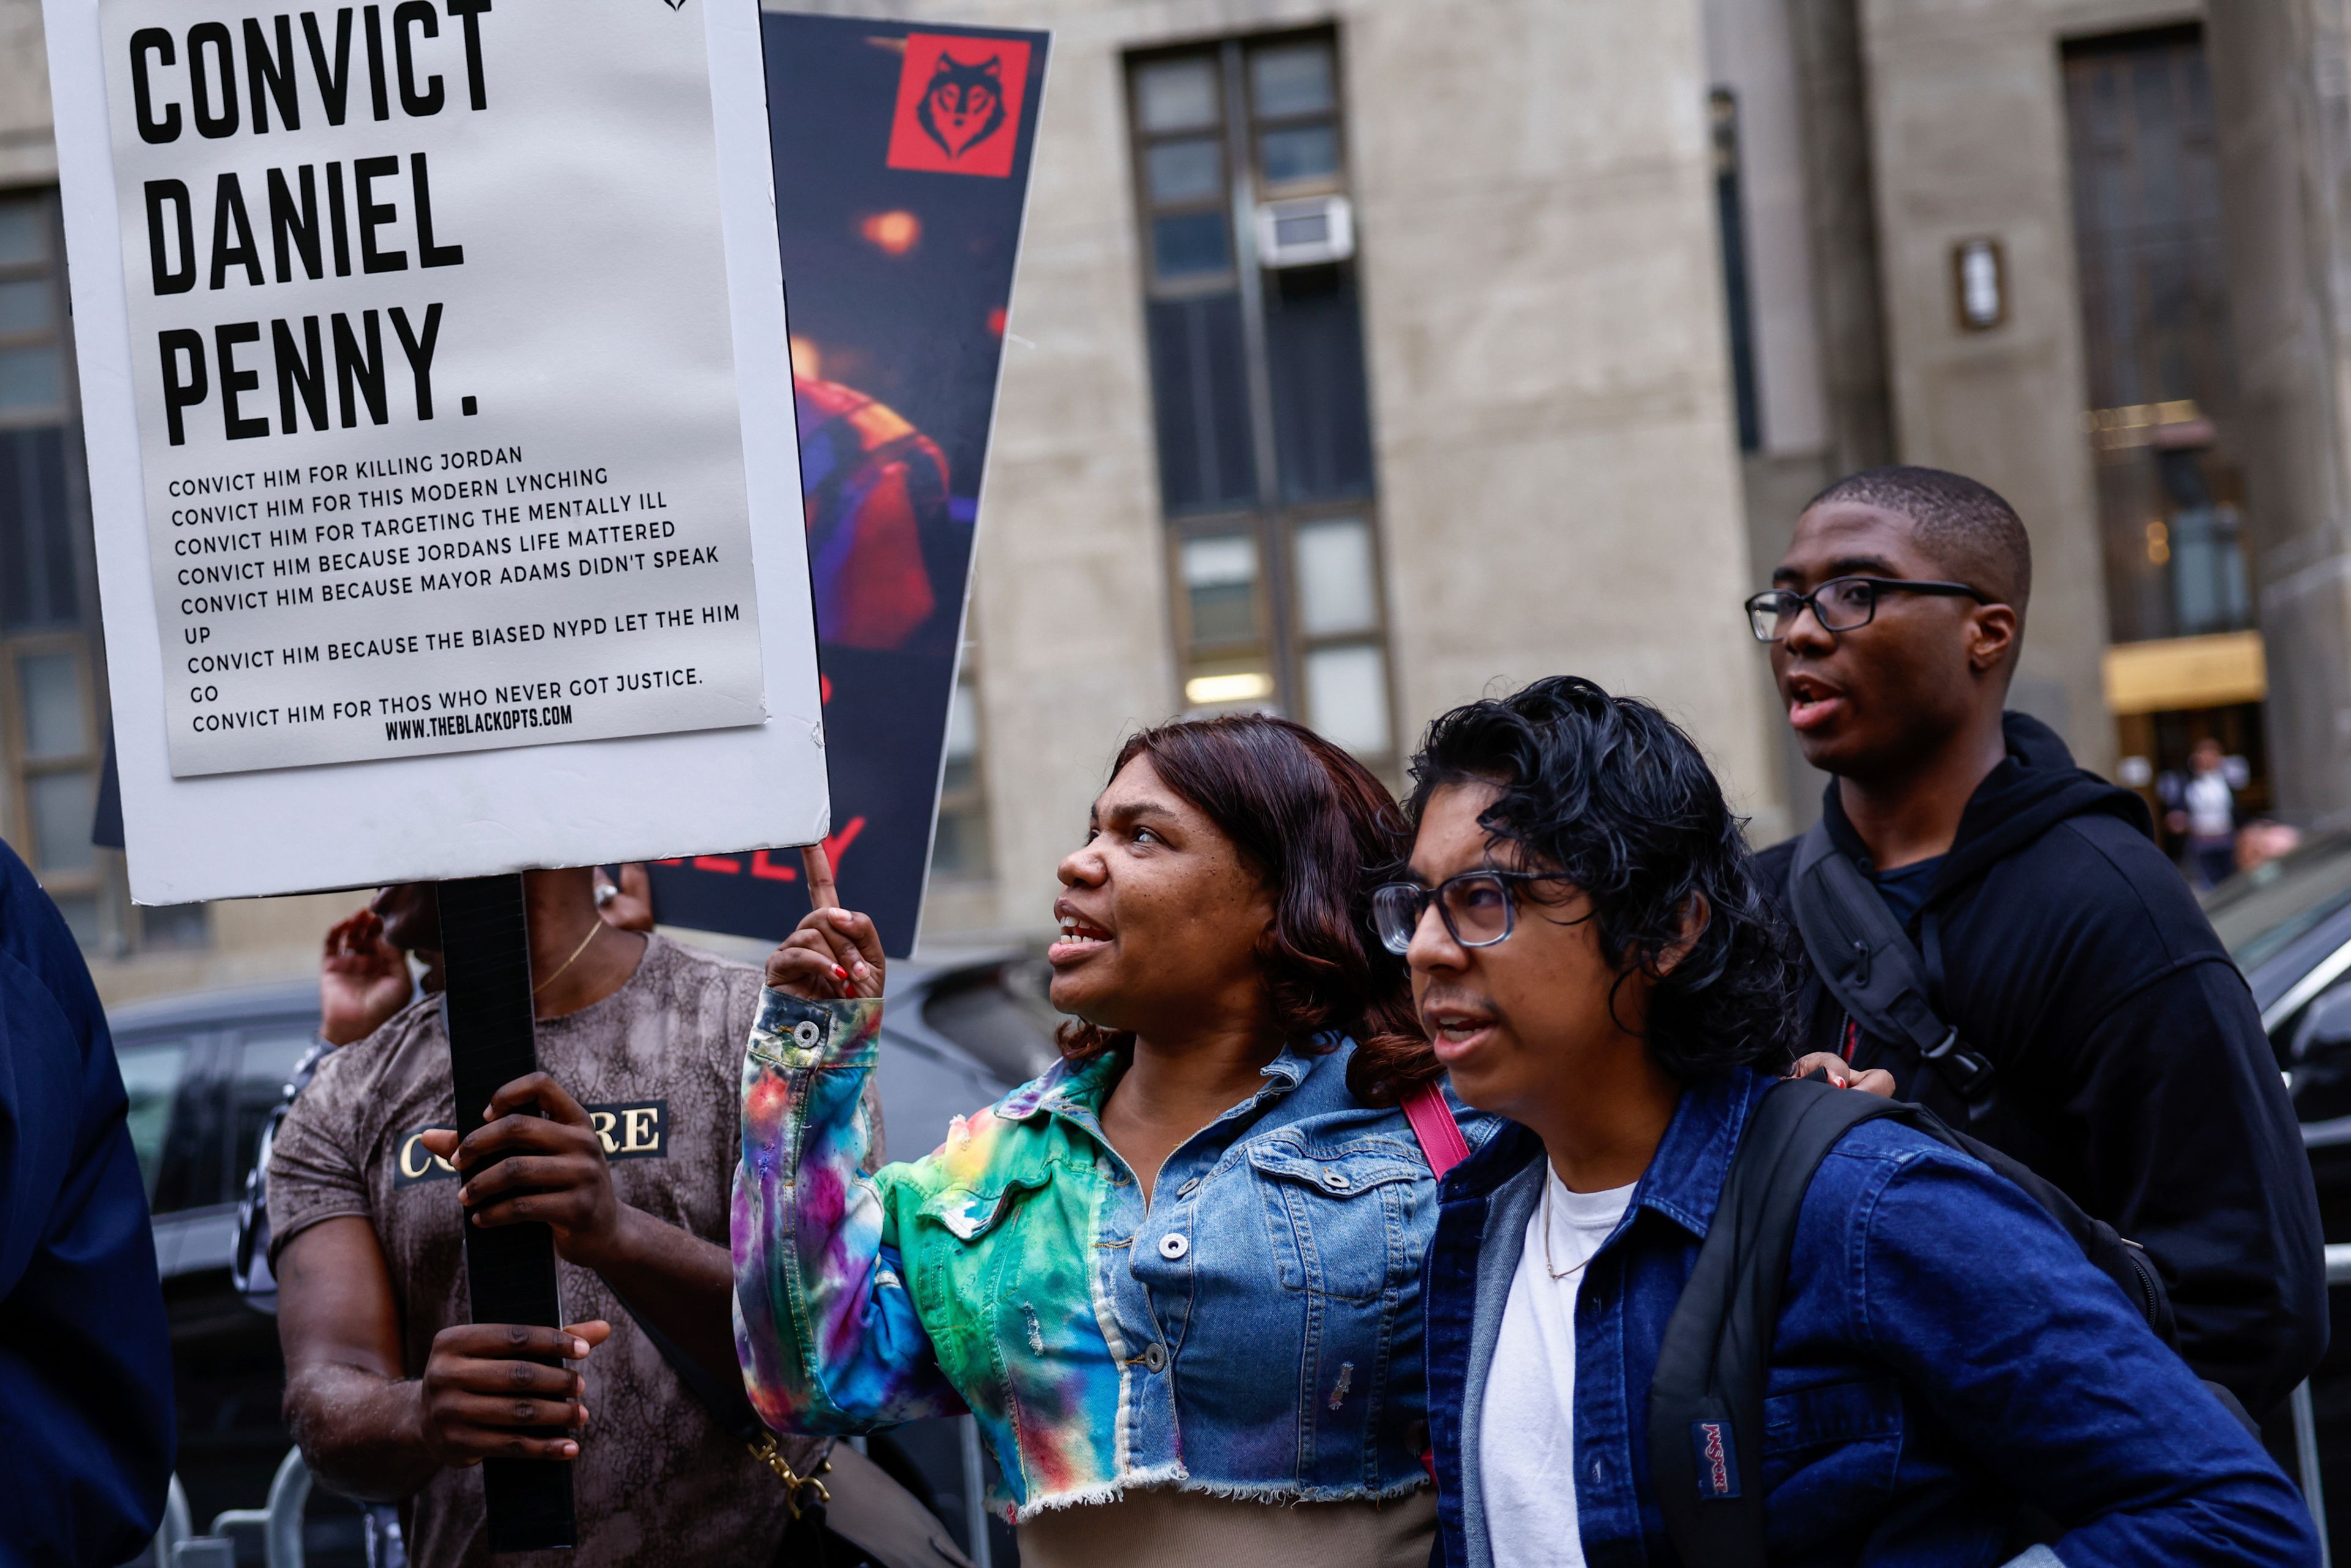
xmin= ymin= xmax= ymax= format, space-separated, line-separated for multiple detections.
xmin=1712 ymin=0 xmax=2340 ymax=840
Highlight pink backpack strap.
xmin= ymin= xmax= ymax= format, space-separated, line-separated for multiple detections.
xmin=1403 ymin=1081 xmax=1471 ymax=1180
xmin=1405 ymin=1079 xmax=1471 ymax=1486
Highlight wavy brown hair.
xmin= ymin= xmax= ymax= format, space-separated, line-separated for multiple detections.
xmin=1057 ymin=715 xmax=1441 ymax=1105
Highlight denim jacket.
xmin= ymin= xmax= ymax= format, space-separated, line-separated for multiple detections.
xmin=732 ymin=989 xmax=1498 ymax=1520
xmin=1423 ymin=1068 xmax=2317 ymax=1567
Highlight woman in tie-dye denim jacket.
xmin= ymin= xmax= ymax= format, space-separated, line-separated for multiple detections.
xmin=732 ymin=716 xmax=1494 ymax=1568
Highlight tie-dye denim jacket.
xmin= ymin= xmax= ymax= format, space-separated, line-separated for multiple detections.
xmin=730 ymin=987 xmax=1494 ymax=1521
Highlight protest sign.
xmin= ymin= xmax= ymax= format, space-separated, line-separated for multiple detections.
xmin=43 ymin=0 xmax=825 ymax=904
xmin=645 ymin=13 xmax=1048 ymax=957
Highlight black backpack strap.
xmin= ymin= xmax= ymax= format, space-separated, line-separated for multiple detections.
xmin=231 ymin=1035 xmax=334 ymax=1310
xmin=1787 ymin=822 xmax=1999 ymax=1121
xmin=1650 ymin=1079 xmax=1908 ymax=1568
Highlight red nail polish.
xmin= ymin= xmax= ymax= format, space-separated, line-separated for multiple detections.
xmin=833 ymin=966 xmax=848 ymax=980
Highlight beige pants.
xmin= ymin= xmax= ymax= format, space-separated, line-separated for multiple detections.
xmin=1016 ymin=1485 xmax=1438 ymax=1568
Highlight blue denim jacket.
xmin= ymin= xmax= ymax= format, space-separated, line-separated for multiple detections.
xmin=735 ymin=997 xmax=1501 ymax=1518
xmin=1423 ymin=1068 xmax=2317 ymax=1567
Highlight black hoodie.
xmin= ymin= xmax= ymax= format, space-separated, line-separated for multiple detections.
xmin=1756 ymin=712 xmax=2325 ymax=1418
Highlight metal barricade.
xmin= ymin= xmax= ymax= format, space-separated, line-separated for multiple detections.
xmin=147 ymin=1474 xmax=193 ymax=1566
xmin=145 ymin=1447 xmax=311 ymax=1568
xmin=206 ymin=1446 xmax=313 ymax=1568
xmin=958 ymin=1415 xmax=993 ymax=1568
xmin=2291 ymin=1242 xmax=2351 ymax=1568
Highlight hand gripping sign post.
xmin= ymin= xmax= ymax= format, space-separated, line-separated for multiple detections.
xmin=43 ymin=0 xmax=825 ymax=1546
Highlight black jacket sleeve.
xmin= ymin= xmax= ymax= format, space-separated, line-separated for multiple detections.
xmin=2057 ymin=953 xmax=2324 ymax=1416
xmin=1936 ymin=812 xmax=2325 ymax=1418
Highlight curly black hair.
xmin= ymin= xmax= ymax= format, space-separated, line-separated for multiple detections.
xmin=1404 ymin=675 xmax=1796 ymax=1083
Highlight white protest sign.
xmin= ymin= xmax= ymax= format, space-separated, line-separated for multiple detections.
xmin=45 ymin=0 xmax=828 ymax=901
xmin=103 ymin=0 xmax=765 ymax=775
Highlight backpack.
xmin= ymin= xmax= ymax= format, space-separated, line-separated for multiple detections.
xmin=1784 ymin=820 xmax=2001 ymax=1121
xmin=1646 ymin=1076 xmax=2243 ymax=1568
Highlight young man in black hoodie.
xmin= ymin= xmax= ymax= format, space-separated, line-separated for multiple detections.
xmin=1748 ymin=465 xmax=2325 ymax=1420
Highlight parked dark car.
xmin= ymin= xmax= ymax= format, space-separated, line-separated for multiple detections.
xmin=114 ymin=948 xmax=1060 ymax=1567
xmin=2205 ymin=833 xmax=2351 ymax=1560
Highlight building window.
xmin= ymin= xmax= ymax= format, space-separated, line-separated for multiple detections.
xmin=2062 ymin=26 xmax=2252 ymax=647
xmin=0 ymin=189 xmax=204 ymax=953
xmin=1 ymin=191 xmax=101 ymax=943
xmin=4 ymin=637 xmax=100 ymax=939
xmin=929 ymin=648 xmax=993 ymax=883
xmin=1710 ymin=89 xmax=1763 ymax=452
xmin=1128 ymin=31 xmax=1398 ymax=768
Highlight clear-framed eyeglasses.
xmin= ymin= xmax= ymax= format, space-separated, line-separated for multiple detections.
xmin=1744 ymin=576 xmax=1993 ymax=643
xmin=1370 ymin=869 xmax=1569 ymax=956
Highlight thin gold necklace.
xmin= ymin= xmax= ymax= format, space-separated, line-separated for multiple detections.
xmin=1542 ymin=1177 xmax=1600 ymax=1280
xmin=532 ymin=920 xmax=606 ymax=996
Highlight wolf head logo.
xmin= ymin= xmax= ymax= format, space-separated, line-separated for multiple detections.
xmin=916 ymin=53 xmax=1008 ymax=161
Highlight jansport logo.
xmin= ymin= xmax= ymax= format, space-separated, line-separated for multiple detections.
xmin=394 ymin=1100 xmax=671 ymax=1185
xmin=886 ymin=34 xmax=1032 ymax=178
xmin=1693 ymin=1420 xmax=1739 ymax=1499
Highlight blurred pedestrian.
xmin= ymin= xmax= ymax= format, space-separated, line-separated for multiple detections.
xmin=0 ymin=837 xmax=174 ymax=1565
xmin=2176 ymin=737 xmax=2242 ymax=889
xmin=1746 ymin=465 xmax=2323 ymax=1419
xmin=2238 ymin=817 xmax=2304 ymax=877
xmin=1401 ymin=678 xmax=2316 ymax=1568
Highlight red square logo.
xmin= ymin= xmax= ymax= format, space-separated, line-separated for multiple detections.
xmin=886 ymin=34 xmax=1031 ymax=178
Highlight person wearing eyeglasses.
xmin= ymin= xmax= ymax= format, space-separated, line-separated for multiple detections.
xmin=1745 ymin=464 xmax=2323 ymax=1422
xmin=1398 ymin=675 xmax=2316 ymax=1568
xmin=733 ymin=715 xmax=1495 ymax=1568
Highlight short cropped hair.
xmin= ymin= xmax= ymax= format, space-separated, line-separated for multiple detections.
xmin=1058 ymin=714 xmax=1439 ymax=1105
xmin=1807 ymin=464 xmax=2033 ymax=609
xmin=1404 ymin=677 xmax=1796 ymax=1084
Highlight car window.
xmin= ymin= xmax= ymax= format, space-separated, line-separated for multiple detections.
xmin=115 ymin=1036 xmax=193 ymax=1209
xmin=2207 ymin=830 xmax=2351 ymax=972
xmin=231 ymin=1024 xmax=318 ymax=1185
xmin=921 ymin=961 xmax=1063 ymax=1087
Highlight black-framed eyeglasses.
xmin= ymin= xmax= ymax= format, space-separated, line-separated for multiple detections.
xmin=1370 ymin=869 xmax=1568 ymax=956
xmin=1742 ymin=576 xmax=1993 ymax=643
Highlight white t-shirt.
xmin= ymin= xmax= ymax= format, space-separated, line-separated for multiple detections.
xmin=1479 ymin=1166 xmax=1637 ymax=1568
xmin=2184 ymin=769 xmax=2235 ymax=839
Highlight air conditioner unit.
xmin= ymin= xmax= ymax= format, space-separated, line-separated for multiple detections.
xmin=1255 ymin=195 xmax=1354 ymax=268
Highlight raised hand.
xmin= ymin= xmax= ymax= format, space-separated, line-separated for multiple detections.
xmin=596 ymin=863 xmax=655 ymax=934
xmin=320 ymin=908 xmax=414 ymax=1046
xmin=761 ymin=846 xmax=885 ymax=1001
xmin=763 ymin=907 xmax=886 ymax=1001
xmin=1788 ymin=1051 xmax=1897 ymax=1097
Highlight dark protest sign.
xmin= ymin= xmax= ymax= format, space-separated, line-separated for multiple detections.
xmin=645 ymin=13 xmax=1048 ymax=958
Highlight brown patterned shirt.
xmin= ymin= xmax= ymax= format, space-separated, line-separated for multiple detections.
xmin=269 ymin=934 xmax=838 ymax=1568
